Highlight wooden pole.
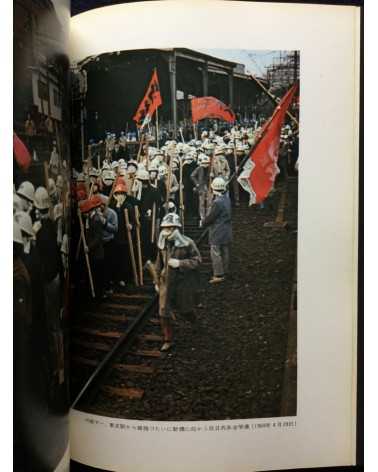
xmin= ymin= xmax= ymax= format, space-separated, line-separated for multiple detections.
xmin=151 ymin=202 xmax=156 ymax=243
xmin=136 ymin=133 xmax=144 ymax=163
xmin=134 ymin=206 xmax=144 ymax=285
xmin=179 ymin=157 xmax=185 ymax=228
xmin=77 ymin=209 xmax=95 ymax=298
xmin=124 ymin=208 xmax=139 ymax=286
xmin=156 ymin=108 xmax=160 ymax=149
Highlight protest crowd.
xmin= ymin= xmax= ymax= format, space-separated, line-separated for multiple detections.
xmin=68 ymin=119 xmax=298 ymax=351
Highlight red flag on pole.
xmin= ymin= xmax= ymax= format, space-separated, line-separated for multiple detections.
xmin=133 ymin=69 xmax=162 ymax=129
xmin=191 ymin=97 xmax=235 ymax=123
xmin=237 ymin=83 xmax=298 ymax=204
xmin=13 ymin=132 xmax=32 ymax=171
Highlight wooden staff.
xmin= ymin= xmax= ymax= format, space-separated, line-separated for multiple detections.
xmin=179 ymin=127 xmax=185 ymax=144
xmin=77 ymin=208 xmax=95 ymax=298
xmin=232 ymin=140 xmax=240 ymax=203
xmin=106 ymin=168 xmax=120 ymax=209
xmin=207 ymin=148 xmax=215 ymax=203
xmin=134 ymin=206 xmax=144 ymax=285
xmin=151 ymin=202 xmax=156 ymax=243
xmin=179 ymin=157 xmax=185 ymax=228
xmin=124 ymin=208 xmax=139 ymax=286
xmin=136 ymin=133 xmax=145 ymax=163
xmin=165 ymin=154 xmax=173 ymax=205
xmin=249 ymin=74 xmax=299 ymax=127
xmin=156 ymin=108 xmax=160 ymax=149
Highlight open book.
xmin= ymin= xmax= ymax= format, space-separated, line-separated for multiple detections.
xmin=13 ymin=1 xmax=361 ymax=471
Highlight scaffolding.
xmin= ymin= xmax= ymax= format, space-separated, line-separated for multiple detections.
xmin=265 ymin=51 xmax=299 ymax=94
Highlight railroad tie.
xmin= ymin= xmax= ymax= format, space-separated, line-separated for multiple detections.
xmin=101 ymin=385 xmax=144 ymax=400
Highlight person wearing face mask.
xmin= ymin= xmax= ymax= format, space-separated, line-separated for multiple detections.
xmin=154 ymin=213 xmax=202 ymax=352
xmin=110 ymin=181 xmax=140 ymax=288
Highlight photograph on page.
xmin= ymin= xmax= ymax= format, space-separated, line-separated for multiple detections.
xmin=13 ymin=0 xmax=71 ymax=470
xmin=67 ymin=2 xmax=359 ymax=471
xmin=69 ymin=47 xmax=299 ymax=423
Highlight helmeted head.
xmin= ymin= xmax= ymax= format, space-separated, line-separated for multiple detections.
xmin=126 ymin=160 xmax=138 ymax=175
xmin=17 ymin=181 xmax=35 ymax=212
xmin=198 ymin=153 xmax=210 ymax=167
xmin=113 ymin=180 xmax=128 ymax=206
xmin=135 ymin=169 xmax=150 ymax=183
xmin=158 ymin=212 xmax=183 ymax=249
xmin=211 ymin=177 xmax=227 ymax=196
xmin=33 ymin=186 xmax=50 ymax=211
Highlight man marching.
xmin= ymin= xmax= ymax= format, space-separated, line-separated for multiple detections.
xmin=202 ymin=177 xmax=232 ymax=284
xmin=153 ymin=213 xmax=202 ymax=352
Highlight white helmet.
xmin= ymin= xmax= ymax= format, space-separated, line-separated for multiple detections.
xmin=211 ymin=177 xmax=227 ymax=193
xmin=214 ymin=145 xmax=226 ymax=156
xmin=102 ymin=162 xmax=111 ymax=170
xmin=199 ymin=154 xmax=210 ymax=166
xmin=160 ymin=212 xmax=182 ymax=228
xmin=89 ymin=168 xmax=100 ymax=177
xmin=148 ymin=164 xmax=159 ymax=173
xmin=34 ymin=186 xmax=50 ymax=210
xmin=136 ymin=169 xmax=150 ymax=181
xmin=14 ymin=211 xmax=34 ymax=237
xmin=17 ymin=181 xmax=35 ymax=202
xmin=13 ymin=220 xmax=23 ymax=245
xmin=76 ymin=173 xmax=86 ymax=182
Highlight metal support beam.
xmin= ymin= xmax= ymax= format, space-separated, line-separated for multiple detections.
xmin=168 ymin=52 xmax=177 ymax=138
xmin=228 ymin=68 xmax=234 ymax=108
xmin=202 ymin=61 xmax=208 ymax=96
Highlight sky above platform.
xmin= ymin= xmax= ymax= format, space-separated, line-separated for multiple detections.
xmin=198 ymin=49 xmax=291 ymax=77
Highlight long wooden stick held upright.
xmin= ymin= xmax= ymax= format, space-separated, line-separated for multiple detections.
xmin=179 ymin=157 xmax=185 ymax=228
xmin=134 ymin=206 xmax=144 ymax=285
xmin=77 ymin=208 xmax=96 ymax=298
xmin=151 ymin=202 xmax=156 ymax=243
xmin=124 ymin=208 xmax=139 ymax=286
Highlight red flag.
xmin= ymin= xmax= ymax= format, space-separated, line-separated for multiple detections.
xmin=133 ymin=69 xmax=162 ymax=128
xmin=191 ymin=97 xmax=235 ymax=123
xmin=237 ymin=83 xmax=298 ymax=204
xmin=13 ymin=132 xmax=32 ymax=171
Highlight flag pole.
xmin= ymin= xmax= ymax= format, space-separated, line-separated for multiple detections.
xmin=249 ymin=74 xmax=299 ymax=127
xmin=228 ymin=82 xmax=299 ymax=186
xmin=156 ymin=107 xmax=160 ymax=149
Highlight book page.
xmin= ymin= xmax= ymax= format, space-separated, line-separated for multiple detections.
xmin=13 ymin=1 xmax=71 ymax=470
xmin=69 ymin=2 xmax=359 ymax=471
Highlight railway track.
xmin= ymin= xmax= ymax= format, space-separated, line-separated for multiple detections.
xmin=71 ymin=216 xmax=209 ymax=410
